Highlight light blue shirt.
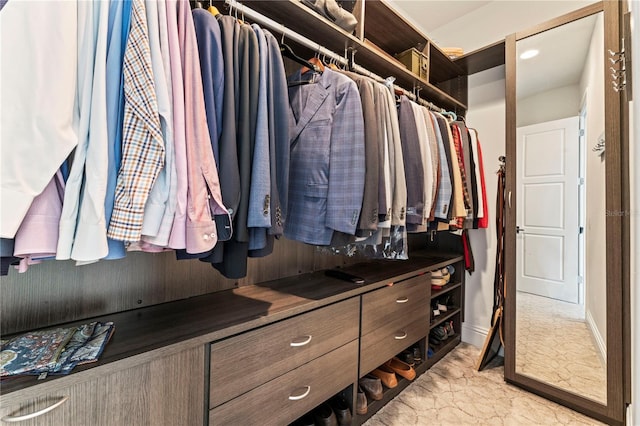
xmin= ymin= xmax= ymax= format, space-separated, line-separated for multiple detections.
xmin=104 ymin=0 xmax=132 ymax=260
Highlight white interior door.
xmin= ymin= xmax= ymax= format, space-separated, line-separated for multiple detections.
xmin=516 ymin=117 xmax=580 ymax=303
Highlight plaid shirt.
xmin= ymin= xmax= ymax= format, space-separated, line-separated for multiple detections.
xmin=108 ymin=0 xmax=165 ymax=242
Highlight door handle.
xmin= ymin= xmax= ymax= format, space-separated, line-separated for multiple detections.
xmin=516 ymin=226 xmax=525 ymax=234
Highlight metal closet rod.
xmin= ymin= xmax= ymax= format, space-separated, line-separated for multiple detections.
xmin=223 ymin=0 xmax=447 ymax=114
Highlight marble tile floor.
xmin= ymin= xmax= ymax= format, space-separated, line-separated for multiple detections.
xmin=516 ymin=292 xmax=606 ymax=403
xmin=363 ymin=342 xmax=604 ymax=426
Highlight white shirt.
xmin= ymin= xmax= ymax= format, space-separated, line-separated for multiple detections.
xmin=0 ymin=1 xmax=79 ymax=238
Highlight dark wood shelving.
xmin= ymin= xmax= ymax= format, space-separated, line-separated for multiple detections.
xmin=363 ymin=0 xmax=428 ymax=55
xmin=430 ymin=281 xmax=462 ymax=299
xmin=426 ymin=334 xmax=462 ymax=368
xmin=238 ymin=0 xmax=467 ymax=111
xmin=454 ymin=40 xmax=506 ymax=75
xmin=430 ymin=308 xmax=461 ymax=330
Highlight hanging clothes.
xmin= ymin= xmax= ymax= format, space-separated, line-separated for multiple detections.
xmin=285 ymin=68 xmax=365 ymax=245
xmin=54 ymin=0 xmax=110 ymax=263
xmin=0 ymin=1 xmax=79 ymax=239
xmin=248 ymin=28 xmax=290 ymax=258
xmin=398 ymin=96 xmax=425 ymax=229
xmin=103 ymin=0 xmax=133 ymax=260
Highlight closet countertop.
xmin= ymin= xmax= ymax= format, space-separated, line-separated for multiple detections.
xmin=0 ymin=251 xmax=462 ymax=397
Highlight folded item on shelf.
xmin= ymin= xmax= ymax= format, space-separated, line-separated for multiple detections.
xmin=0 ymin=321 xmax=115 ymax=378
xmin=442 ymin=47 xmax=464 ymax=59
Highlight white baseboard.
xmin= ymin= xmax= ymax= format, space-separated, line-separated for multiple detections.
xmin=461 ymin=322 xmax=490 ymax=349
xmin=585 ymin=309 xmax=607 ymax=363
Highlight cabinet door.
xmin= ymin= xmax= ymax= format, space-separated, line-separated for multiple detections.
xmin=0 ymin=347 xmax=204 ymax=426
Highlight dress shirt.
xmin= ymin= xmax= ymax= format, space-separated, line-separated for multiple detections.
xmin=141 ymin=0 xmax=176 ymax=248
xmin=139 ymin=0 xmax=174 ymax=241
xmin=471 ymin=129 xmax=490 ymax=229
xmin=57 ymin=0 xmax=111 ymax=262
xmin=108 ymin=0 xmax=165 ymax=243
xmin=14 ymin=171 xmax=65 ymax=271
xmin=103 ymin=0 xmax=132 ymax=260
xmin=1 ymin=1 xmax=78 ymax=238
xmin=166 ymin=0 xmax=188 ymax=249
xmin=176 ymin=0 xmax=230 ymax=254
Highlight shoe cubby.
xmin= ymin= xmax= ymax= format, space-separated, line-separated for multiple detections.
xmin=289 ymin=387 xmax=355 ymax=426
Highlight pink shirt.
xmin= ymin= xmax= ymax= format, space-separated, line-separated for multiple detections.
xmin=176 ymin=0 xmax=230 ymax=254
xmin=165 ymin=0 xmax=188 ymax=249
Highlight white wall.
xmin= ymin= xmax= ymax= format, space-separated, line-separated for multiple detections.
xmin=516 ymin=84 xmax=581 ymax=127
xmin=579 ymin=13 xmax=607 ymax=357
xmin=463 ymin=65 xmax=506 ymax=348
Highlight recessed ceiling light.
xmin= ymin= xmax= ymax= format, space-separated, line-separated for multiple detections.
xmin=520 ymin=49 xmax=539 ymax=60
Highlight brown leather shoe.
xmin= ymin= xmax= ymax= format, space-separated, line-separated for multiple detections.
xmin=356 ymin=386 xmax=368 ymax=415
xmin=359 ymin=375 xmax=383 ymax=400
xmin=370 ymin=365 xmax=398 ymax=388
xmin=386 ymin=357 xmax=416 ymax=380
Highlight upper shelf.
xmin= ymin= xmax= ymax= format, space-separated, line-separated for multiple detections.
xmin=454 ymin=40 xmax=506 ymax=75
xmin=236 ymin=0 xmax=467 ymax=111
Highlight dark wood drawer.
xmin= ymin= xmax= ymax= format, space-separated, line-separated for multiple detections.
xmin=361 ymin=274 xmax=428 ymax=336
xmin=209 ymin=297 xmax=359 ymax=407
xmin=209 ymin=340 xmax=358 ymax=425
xmin=359 ymin=308 xmax=429 ymax=375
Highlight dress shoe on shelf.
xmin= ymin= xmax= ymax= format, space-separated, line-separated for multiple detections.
xmin=359 ymin=375 xmax=383 ymax=400
xmin=433 ymin=325 xmax=448 ymax=341
xmin=356 ymin=386 xmax=368 ymax=415
xmin=370 ymin=365 xmax=398 ymax=388
xmin=300 ymin=0 xmax=358 ymax=32
xmin=398 ymin=349 xmax=414 ymax=366
xmin=385 ymin=357 xmax=417 ymax=381
xmin=330 ymin=395 xmax=352 ymax=426
xmin=411 ymin=345 xmax=422 ymax=363
xmin=289 ymin=412 xmax=315 ymax=426
xmin=313 ymin=403 xmax=338 ymax=426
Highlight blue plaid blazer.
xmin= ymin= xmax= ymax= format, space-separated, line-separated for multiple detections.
xmin=284 ymin=68 xmax=365 ymax=245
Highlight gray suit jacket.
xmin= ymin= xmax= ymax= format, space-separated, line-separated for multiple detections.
xmin=338 ymin=70 xmax=379 ymax=237
xmin=284 ymin=68 xmax=365 ymax=245
xmin=398 ymin=96 xmax=424 ymax=226
xmin=247 ymin=24 xmax=271 ymax=251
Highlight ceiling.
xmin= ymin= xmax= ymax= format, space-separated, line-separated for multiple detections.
xmin=516 ymin=13 xmax=599 ymax=99
xmin=385 ymin=0 xmax=601 ymax=98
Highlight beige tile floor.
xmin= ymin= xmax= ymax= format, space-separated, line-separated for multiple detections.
xmin=516 ymin=292 xmax=607 ymax=404
xmin=364 ymin=342 xmax=604 ymax=425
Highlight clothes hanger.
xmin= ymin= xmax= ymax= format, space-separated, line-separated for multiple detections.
xmin=208 ymin=0 xmax=221 ymax=16
xmin=441 ymin=111 xmax=457 ymax=122
xmin=280 ymin=43 xmax=322 ymax=74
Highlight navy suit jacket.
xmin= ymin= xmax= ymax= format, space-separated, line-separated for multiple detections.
xmin=284 ymin=68 xmax=365 ymax=245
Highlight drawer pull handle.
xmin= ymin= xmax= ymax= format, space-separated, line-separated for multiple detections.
xmin=2 ymin=396 xmax=69 ymax=423
xmin=290 ymin=335 xmax=312 ymax=347
xmin=396 ymin=297 xmax=409 ymax=304
xmin=289 ymin=386 xmax=311 ymax=401
xmin=394 ymin=331 xmax=408 ymax=340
